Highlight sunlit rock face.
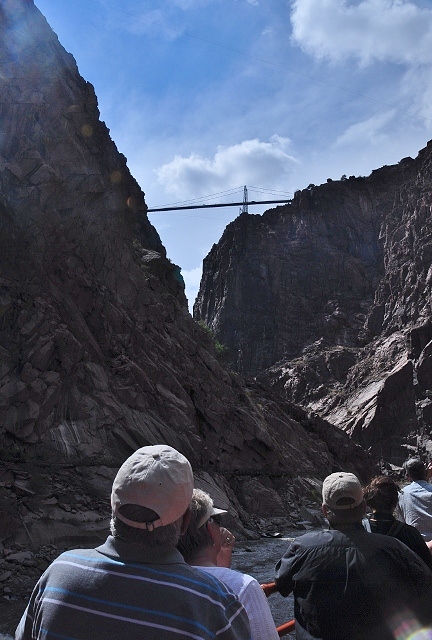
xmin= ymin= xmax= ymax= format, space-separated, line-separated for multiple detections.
xmin=194 ymin=144 xmax=432 ymax=463
xmin=0 ymin=0 xmax=376 ymax=569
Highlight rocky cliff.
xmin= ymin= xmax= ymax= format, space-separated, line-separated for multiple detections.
xmin=0 ymin=0 xmax=377 ymax=610
xmin=194 ymin=144 xmax=432 ymax=464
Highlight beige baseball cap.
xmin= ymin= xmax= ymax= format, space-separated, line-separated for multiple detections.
xmin=322 ymin=472 xmax=364 ymax=510
xmin=111 ymin=445 xmax=194 ymax=529
xmin=196 ymin=503 xmax=228 ymax=528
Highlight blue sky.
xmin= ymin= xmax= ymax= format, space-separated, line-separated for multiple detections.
xmin=34 ymin=0 xmax=432 ymax=308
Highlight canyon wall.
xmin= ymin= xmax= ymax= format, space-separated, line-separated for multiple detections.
xmin=195 ymin=145 xmax=432 ymax=463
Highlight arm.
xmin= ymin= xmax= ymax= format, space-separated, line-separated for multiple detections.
xmin=409 ymin=526 xmax=432 ymax=571
xmin=218 ymin=599 xmax=252 ymax=640
xmin=217 ymin=527 xmax=235 ymax=568
xmin=15 ymin=580 xmax=41 ymax=639
xmin=15 ymin=608 xmax=30 ymax=640
xmin=261 ymin=582 xmax=279 ymax=596
xmin=396 ymin=543 xmax=432 ymax=623
xmin=274 ymin=543 xmax=299 ymax=597
xmin=240 ymin=579 xmax=279 ymax=640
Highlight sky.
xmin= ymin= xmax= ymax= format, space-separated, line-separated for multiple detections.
xmin=34 ymin=0 xmax=432 ymax=309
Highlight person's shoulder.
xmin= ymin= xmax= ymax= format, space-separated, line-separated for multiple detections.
xmin=289 ymin=529 xmax=337 ymax=549
xmin=194 ymin=565 xmax=235 ymax=578
xmin=196 ymin=565 xmax=257 ymax=589
xmin=369 ymin=529 xmax=427 ymax=559
xmin=397 ymin=522 xmax=432 ymax=553
xmin=41 ymin=548 xmax=99 ymax=577
xmin=400 ymin=482 xmax=414 ymax=493
xmin=220 ymin=568 xmax=258 ymax=588
xmin=202 ymin=566 xmax=254 ymax=578
xmin=54 ymin=547 xmax=98 ymax=560
xmin=400 ymin=521 xmax=424 ymax=537
xmin=367 ymin=531 xmax=402 ymax=545
xmin=188 ymin=565 xmax=243 ymax=595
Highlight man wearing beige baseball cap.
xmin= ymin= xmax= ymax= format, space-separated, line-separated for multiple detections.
xmin=274 ymin=471 xmax=432 ymax=640
xmin=16 ymin=445 xmax=251 ymax=640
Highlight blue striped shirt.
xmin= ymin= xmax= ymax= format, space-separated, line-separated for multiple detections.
xmin=15 ymin=537 xmax=251 ymax=640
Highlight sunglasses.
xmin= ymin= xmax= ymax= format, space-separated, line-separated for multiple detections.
xmin=207 ymin=514 xmax=222 ymax=525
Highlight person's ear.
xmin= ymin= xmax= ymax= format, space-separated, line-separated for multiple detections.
xmin=180 ymin=507 xmax=191 ymax=535
xmin=322 ymin=504 xmax=328 ymax=517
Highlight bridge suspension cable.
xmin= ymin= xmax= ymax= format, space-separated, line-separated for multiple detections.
xmin=147 ymin=185 xmax=291 ymax=212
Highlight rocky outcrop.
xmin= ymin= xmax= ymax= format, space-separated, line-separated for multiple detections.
xmin=194 ymin=145 xmax=432 ymax=463
xmin=0 ymin=0 xmax=377 ymax=603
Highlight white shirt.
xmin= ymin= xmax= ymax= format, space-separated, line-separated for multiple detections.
xmin=194 ymin=565 xmax=279 ymax=640
xmin=397 ymin=480 xmax=432 ymax=541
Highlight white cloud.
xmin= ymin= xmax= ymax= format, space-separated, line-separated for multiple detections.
xmin=335 ymin=110 xmax=396 ymax=146
xmin=290 ymin=0 xmax=432 ymax=67
xmin=400 ymin=65 xmax=432 ymax=123
xmin=181 ymin=266 xmax=203 ymax=310
xmin=155 ymin=136 xmax=298 ymax=198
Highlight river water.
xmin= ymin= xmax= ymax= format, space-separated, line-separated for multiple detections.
xmin=232 ymin=534 xmax=298 ymax=629
xmin=0 ymin=534 xmax=301 ymax=637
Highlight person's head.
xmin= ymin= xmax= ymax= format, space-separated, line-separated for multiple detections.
xmin=322 ymin=472 xmax=366 ymax=525
xmin=403 ymin=457 xmax=426 ymax=481
xmin=110 ymin=444 xmax=194 ymax=548
xmin=177 ymin=488 xmax=227 ymax=563
xmin=363 ymin=476 xmax=400 ymax=513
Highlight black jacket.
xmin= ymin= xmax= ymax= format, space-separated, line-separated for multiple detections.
xmin=275 ymin=524 xmax=432 ymax=640
xmin=367 ymin=511 xmax=432 ymax=570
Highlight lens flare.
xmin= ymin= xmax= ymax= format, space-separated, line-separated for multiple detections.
xmin=127 ymin=196 xmax=138 ymax=211
xmin=110 ymin=170 xmax=122 ymax=184
xmin=81 ymin=124 xmax=93 ymax=138
xmin=390 ymin=609 xmax=432 ymax=640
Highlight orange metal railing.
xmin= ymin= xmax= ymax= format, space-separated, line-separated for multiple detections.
xmin=261 ymin=582 xmax=295 ymax=637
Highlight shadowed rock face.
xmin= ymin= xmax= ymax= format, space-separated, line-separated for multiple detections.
xmin=0 ymin=0 xmax=376 ymax=576
xmin=194 ymin=146 xmax=432 ymax=463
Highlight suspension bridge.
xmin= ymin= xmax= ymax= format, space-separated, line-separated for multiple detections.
xmin=147 ymin=186 xmax=292 ymax=213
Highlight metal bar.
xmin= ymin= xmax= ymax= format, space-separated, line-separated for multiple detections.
xmin=147 ymin=199 xmax=290 ymax=212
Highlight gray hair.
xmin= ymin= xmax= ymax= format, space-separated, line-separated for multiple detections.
xmin=177 ymin=489 xmax=214 ymax=563
xmin=403 ymin=458 xmax=426 ymax=481
xmin=110 ymin=504 xmax=183 ymax=548
xmin=325 ymin=501 xmax=366 ymax=526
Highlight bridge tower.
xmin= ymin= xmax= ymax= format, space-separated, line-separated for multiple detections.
xmin=239 ymin=185 xmax=248 ymax=215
